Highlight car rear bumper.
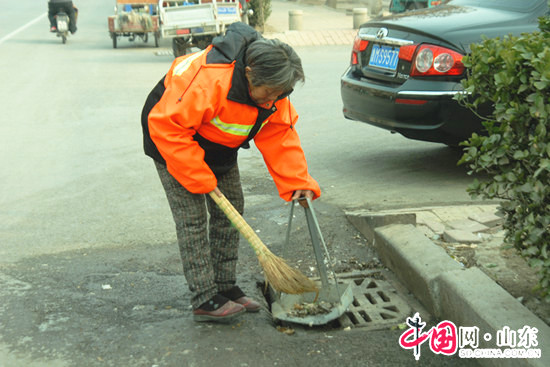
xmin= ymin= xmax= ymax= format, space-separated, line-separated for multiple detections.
xmin=340 ymin=68 xmax=484 ymax=144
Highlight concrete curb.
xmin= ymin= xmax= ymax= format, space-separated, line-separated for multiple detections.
xmin=347 ymin=214 xmax=550 ymax=367
xmin=346 ymin=209 xmax=416 ymax=243
xmin=373 ymin=224 xmax=464 ymax=318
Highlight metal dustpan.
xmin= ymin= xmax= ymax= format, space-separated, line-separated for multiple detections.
xmin=271 ymin=198 xmax=353 ymax=326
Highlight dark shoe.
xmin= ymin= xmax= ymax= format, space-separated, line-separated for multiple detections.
xmin=233 ymin=296 xmax=261 ymax=312
xmin=193 ymin=296 xmax=245 ymax=323
xmin=50 ymin=26 xmax=57 ymax=32
xmin=219 ymin=286 xmax=262 ymax=312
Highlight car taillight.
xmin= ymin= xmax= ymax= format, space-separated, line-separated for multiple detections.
xmin=409 ymin=44 xmax=465 ymax=76
xmin=430 ymin=1 xmax=442 ymax=6
xmin=351 ymin=36 xmax=368 ymax=65
xmin=398 ymin=44 xmax=417 ymax=62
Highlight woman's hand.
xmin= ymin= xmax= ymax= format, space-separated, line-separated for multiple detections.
xmin=291 ymin=190 xmax=314 ymax=208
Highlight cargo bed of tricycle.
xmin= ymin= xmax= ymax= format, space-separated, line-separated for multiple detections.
xmin=159 ymin=0 xmax=243 ymax=57
xmin=108 ymin=0 xmax=160 ymax=48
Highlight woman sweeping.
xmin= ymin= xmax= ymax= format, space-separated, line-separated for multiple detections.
xmin=141 ymin=22 xmax=321 ymax=322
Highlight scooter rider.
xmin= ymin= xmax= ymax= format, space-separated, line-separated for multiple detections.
xmin=47 ymin=0 xmax=78 ymax=34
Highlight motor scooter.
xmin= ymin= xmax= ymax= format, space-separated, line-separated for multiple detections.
xmin=54 ymin=11 xmax=70 ymax=44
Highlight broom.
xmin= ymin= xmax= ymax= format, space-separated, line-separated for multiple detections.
xmin=209 ymin=191 xmax=318 ymax=296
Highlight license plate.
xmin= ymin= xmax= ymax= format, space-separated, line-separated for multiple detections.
xmin=218 ymin=6 xmax=237 ymax=15
xmin=369 ymin=44 xmax=400 ymax=71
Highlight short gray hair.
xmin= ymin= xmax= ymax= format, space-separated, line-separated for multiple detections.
xmin=245 ymin=38 xmax=305 ymax=92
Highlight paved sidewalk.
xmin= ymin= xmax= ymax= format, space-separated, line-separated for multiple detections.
xmin=263 ymin=0 xmax=359 ymax=46
xmin=347 ymin=204 xmax=504 ymax=246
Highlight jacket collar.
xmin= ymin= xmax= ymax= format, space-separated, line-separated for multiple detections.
xmin=227 ymin=59 xmax=257 ymax=107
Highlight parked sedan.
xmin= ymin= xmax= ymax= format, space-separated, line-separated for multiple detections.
xmin=341 ymin=0 xmax=549 ymax=145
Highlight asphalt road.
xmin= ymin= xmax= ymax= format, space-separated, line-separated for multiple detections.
xmin=0 ymin=1 xmax=483 ymax=366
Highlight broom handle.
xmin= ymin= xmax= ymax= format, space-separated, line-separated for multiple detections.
xmin=208 ymin=191 xmax=268 ymax=256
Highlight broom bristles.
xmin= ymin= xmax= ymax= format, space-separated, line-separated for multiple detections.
xmin=258 ymin=251 xmax=319 ymax=296
xmin=209 ymin=191 xmax=318 ymax=296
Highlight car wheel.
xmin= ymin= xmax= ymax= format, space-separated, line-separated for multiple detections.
xmin=172 ymin=37 xmax=188 ymax=58
xmin=194 ymin=35 xmax=213 ymax=50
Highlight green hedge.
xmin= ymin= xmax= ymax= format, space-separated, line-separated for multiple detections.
xmin=456 ymin=17 xmax=550 ymax=301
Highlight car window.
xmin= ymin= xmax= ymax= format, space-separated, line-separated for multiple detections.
xmin=446 ymin=0 xmax=544 ymax=12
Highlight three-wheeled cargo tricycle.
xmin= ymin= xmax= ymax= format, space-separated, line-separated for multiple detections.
xmin=108 ymin=0 xmax=160 ymax=48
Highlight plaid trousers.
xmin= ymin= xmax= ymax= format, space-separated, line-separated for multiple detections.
xmin=154 ymin=161 xmax=244 ymax=309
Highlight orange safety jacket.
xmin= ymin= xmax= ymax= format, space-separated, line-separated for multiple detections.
xmin=141 ymin=23 xmax=320 ymax=201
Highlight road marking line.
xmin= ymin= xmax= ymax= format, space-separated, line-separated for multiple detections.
xmin=0 ymin=13 xmax=47 ymax=46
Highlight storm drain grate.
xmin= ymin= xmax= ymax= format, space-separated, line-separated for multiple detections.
xmin=334 ymin=271 xmax=411 ymax=330
xmin=265 ymin=270 xmax=412 ymax=330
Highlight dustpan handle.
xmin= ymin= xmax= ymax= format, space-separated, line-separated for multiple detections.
xmin=301 ymin=198 xmax=331 ymax=288
xmin=302 ymin=198 xmax=333 ymax=264
xmin=285 ymin=198 xmax=339 ymax=288
xmin=283 ymin=200 xmax=296 ymax=256
xmin=301 ymin=199 xmax=345 ymax=300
